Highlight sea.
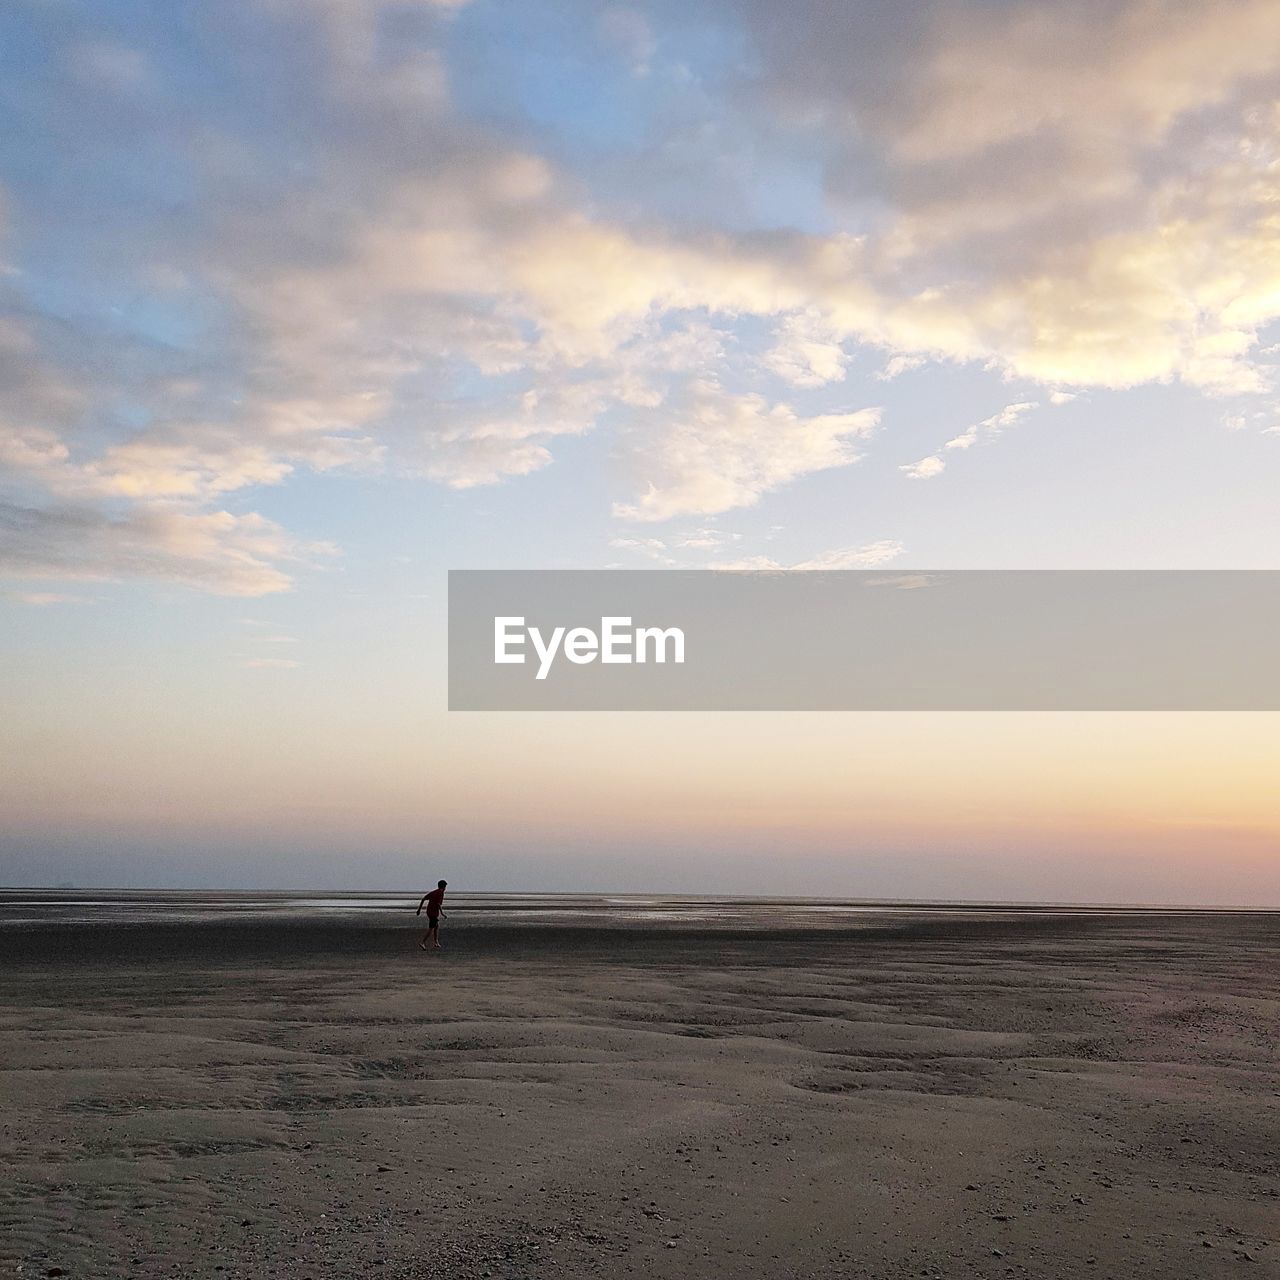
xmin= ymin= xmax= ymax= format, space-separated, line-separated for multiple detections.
xmin=0 ymin=888 xmax=1210 ymax=931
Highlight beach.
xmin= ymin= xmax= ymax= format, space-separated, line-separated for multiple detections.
xmin=2 ymin=897 xmax=1277 ymax=1278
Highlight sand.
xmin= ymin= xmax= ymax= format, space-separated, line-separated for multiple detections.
xmin=2 ymin=908 xmax=1278 ymax=1278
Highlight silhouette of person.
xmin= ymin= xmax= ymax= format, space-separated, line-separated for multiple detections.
xmin=417 ymin=880 xmax=447 ymax=950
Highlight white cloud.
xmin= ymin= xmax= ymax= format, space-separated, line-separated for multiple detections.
xmin=6 ymin=0 xmax=1280 ymax=594
xmin=763 ymin=310 xmax=849 ymax=387
xmin=716 ymin=540 xmax=905 ymax=571
xmin=676 ymin=528 xmax=738 ymax=550
xmin=0 ymin=502 xmax=328 ymax=596
xmin=1220 ymin=405 xmax=1280 ymax=434
xmin=901 ymin=455 xmax=945 ymax=480
xmin=792 ymin=540 xmax=905 ymax=570
xmin=877 ymin=354 xmax=926 ymax=381
xmin=608 ymin=536 xmax=672 ymax=562
xmin=878 ymin=1 xmax=1280 ymax=169
xmin=86 ymin=434 xmax=299 ymax=499
xmin=726 ymin=0 xmax=1280 ymax=395
xmin=0 ymin=424 xmax=71 ymax=473
xmin=945 ymin=402 xmax=1038 ymax=451
xmin=7 ymin=591 xmax=86 ymax=606
xmin=614 ymin=384 xmax=880 ymax=522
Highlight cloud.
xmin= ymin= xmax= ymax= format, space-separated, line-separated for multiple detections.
xmin=0 ymin=6 xmax=824 ymax=563
xmin=7 ymin=591 xmax=86 ymax=606
xmin=791 ymin=540 xmax=904 ymax=570
xmin=722 ymin=0 xmax=1280 ymax=394
xmin=85 ymin=434 xmax=301 ymax=499
xmin=1217 ymin=404 xmax=1279 ymax=435
xmin=676 ymin=528 xmax=738 ymax=550
xmin=416 ymin=380 xmax=612 ymax=489
xmin=0 ymin=3 xmax=624 ymax=588
xmin=877 ymin=354 xmax=926 ymax=381
xmin=608 ymin=535 xmax=674 ymax=564
xmin=0 ymin=502 xmax=326 ymax=596
xmin=240 ymin=657 xmax=302 ymax=669
xmin=877 ymin=1 xmax=1279 ymax=169
xmin=901 ymin=455 xmax=945 ymax=480
xmin=5 ymin=0 xmax=1280 ymax=595
xmin=763 ymin=310 xmax=850 ymax=387
xmin=945 ymin=402 xmax=1038 ymax=451
xmin=904 ymin=399 xmax=1051 ymax=479
xmin=614 ymin=384 xmax=880 ymax=522
xmin=716 ymin=540 xmax=905 ymax=571
xmin=733 ymin=0 xmax=1280 ymax=210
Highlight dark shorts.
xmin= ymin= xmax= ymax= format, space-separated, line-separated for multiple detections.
xmin=427 ymin=915 xmax=440 ymax=929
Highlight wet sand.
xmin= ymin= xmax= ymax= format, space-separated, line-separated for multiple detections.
xmin=2 ymin=907 xmax=1278 ymax=1278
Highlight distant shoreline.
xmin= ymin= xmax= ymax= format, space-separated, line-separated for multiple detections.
xmin=1 ymin=886 xmax=1274 ymax=912
xmin=5 ymin=899 xmax=1279 ymax=968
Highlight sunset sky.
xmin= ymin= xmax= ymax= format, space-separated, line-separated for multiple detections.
xmin=2 ymin=0 xmax=1278 ymax=902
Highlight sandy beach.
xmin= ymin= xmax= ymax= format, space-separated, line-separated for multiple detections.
xmin=2 ymin=900 xmax=1277 ymax=1279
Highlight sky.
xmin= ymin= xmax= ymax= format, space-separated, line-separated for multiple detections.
xmin=1 ymin=0 xmax=1278 ymax=902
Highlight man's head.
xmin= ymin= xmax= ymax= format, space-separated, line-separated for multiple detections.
xmin=438 ymin=880 xmax=447 ymax=889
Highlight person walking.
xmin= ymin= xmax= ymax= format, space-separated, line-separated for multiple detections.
xmin=416 ymin=880 xmax=447 ymax=950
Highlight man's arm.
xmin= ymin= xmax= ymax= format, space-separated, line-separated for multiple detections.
xmin=416 ymin=894 xmax=429 ymax=916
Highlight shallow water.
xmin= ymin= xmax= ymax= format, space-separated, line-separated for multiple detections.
xmin=0 ymin=887 xmax=1218 ymax=930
